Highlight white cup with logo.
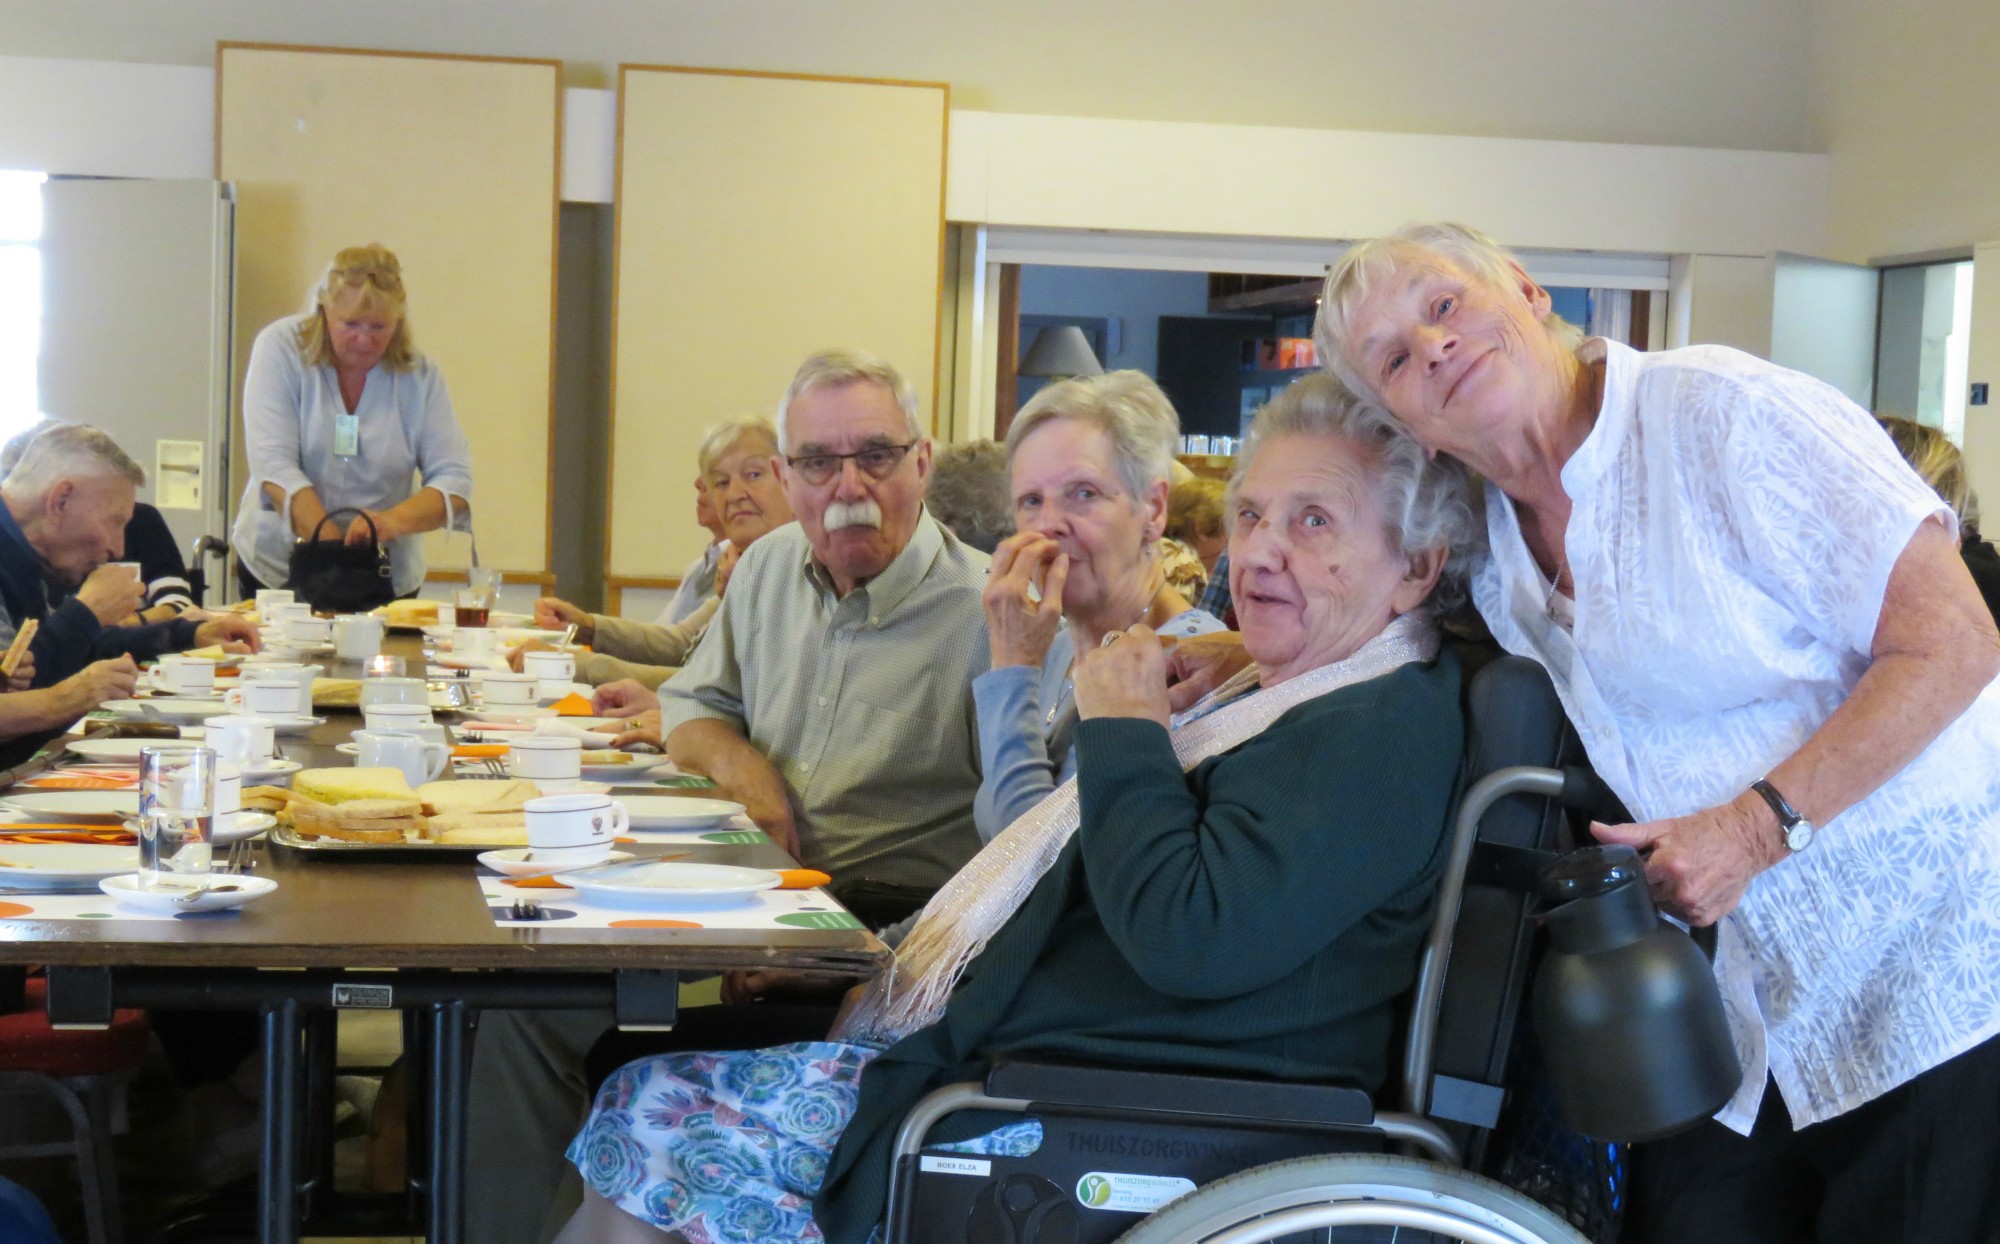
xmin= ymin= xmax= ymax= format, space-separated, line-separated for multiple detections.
xmin=333 ymin=614 xmax=386 ymax=661
xmin=282 ymin=615 xmax=333 ymax=646
xmin=521 ymin=650 xmax=576 ymax=697
xmin=227 ymin=678 xmax=304 ymax=720
xmin=239 ymin=664 xmax=317 ymax=718
xmin=454 ymin=627 xmax=496 ymax=659
xmin=359 ymin=676 xmax=428 ymax=710
xmin=479 ymin=671 xmax=540 ymax=707
xmin=152 ymin=655 xmax=217 ymax=696
xmin=355 ymin=729 xmax=449 ymax=786
xmin=524 ymin=792 xmax=626 ymax=866
xmin=206 ymin=715 xmax=277 ymax=768
xmin=267 ymin=602 xmax=312 ymax=627
xmin=254 ymin=589 xmax=295 ymax=618
xmin=363 ymin=702 xmax=433 ymax=735
xmin=508 ymin=735 xmax=581 ymax=781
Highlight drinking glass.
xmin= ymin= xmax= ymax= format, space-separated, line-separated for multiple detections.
xmin=139 ymin=746 xmax=217 ymax=887
xmin=453 ymin=587 xmax=492 ymax=628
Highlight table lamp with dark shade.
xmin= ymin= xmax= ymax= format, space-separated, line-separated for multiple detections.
xmin=1532 ymin=845 xmax=1743 ymax=1143
xmin=1018 ymin=325 xmax=1104 ymax=378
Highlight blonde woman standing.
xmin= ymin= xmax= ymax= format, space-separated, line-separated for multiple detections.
xmin=230 ymin=244 xmax=474 ymax=598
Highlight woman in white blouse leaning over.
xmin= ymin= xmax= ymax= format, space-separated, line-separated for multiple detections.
xmin=1312 ymin=222 xmax=2000 ymax=1243
xmin=230 ymin=244 xmax=474 ymax=598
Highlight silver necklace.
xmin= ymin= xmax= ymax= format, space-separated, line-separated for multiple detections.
xmin=1543 ymin=556 xmax=1571 ymax=614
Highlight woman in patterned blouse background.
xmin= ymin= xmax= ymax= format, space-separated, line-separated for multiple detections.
xmin=1314 ymin=222 xmax=2000 ymax=1243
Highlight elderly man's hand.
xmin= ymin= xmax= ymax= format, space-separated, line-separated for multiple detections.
xmin=983 ymin=533 xmax=1068 ymax=669
xmin=56 ymin=656 xmax=139 ymax=716
xmin=714 ymin=543 xmax=742 ymax=598
xmin=193 ymin=614 xmax=262 ymax=655
xmin=592 ymin=679 xmax=658 ymax=719
xmin=606 ymin=709 xmax=661 ymax=750
xmin=76 ymin=564 xmax=146 ymax=626
xmin=1164 ymin=630 xmax=1252 ymax=713
xmin=1591 ymin=791 xmax=1788 ymax=926
xmin=533 ymin=597 xmax=595 ymax=643
xmin=1073 ymin=624 xmax=1171 ymax=728
xmin=6 ymin=647 xmax=34 ymax=691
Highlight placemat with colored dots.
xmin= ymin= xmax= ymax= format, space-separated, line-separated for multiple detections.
xmin=478 ymin=868 xmax=865 ymax=931
xmin=0 ymin=893 xmax=239 ymax=923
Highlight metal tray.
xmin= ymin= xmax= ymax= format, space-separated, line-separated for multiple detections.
xmin=270 ymin=821 xmax=492 ymax=860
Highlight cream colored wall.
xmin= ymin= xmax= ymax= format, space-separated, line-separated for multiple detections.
xmin=218 ymin=46 xmax=560 ymax=576
xmin=0 ymin=0 xmax=1816 ymax=152
xmin=607 ymin=68 xmax=946 ymax=583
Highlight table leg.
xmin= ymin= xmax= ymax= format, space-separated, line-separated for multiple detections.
xmin=426 ymin=998 xmax=471 ymax=1244
xmin=259 ymin=998 xmax=303 ymax=1244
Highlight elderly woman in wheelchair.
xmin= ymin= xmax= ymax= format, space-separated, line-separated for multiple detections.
xmin=551 ymin=372 xmax=1482 ymax=1244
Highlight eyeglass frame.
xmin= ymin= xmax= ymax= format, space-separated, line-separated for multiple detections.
xmin=783 ymin=441 xmax=919 ymax=486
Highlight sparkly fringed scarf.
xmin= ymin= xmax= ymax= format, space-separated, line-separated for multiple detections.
xmin=834 ymin=610 xmax=1439 ymax=1046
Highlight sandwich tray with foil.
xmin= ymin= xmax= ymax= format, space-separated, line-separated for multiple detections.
xmin=269 ymin=822 xmax=492 ymax=860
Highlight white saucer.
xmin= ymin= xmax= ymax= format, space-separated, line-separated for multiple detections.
xmin=213 ymin=811 xmax=276 ymax=844
xmin=579 ymin=759 xmax=668 ymax=781
xmin=614 ymin=796 xmax=747 ymax=830
xmin=470 ymin=706 xmax=552 ymax=723
xmin=478 ymin=847 xmax=632 ymax=878
xmin=0 ymin=843 xmax=140 ymax=887
xmin=265 ymin=715 xmax=325 ymax=735
xmin=240 ymin=758 xmax=302 ymax=782
xmin=99 ymin=873 xmax=277 ymax=913
xmin=65 ymin=737 xmax=205 ymax=763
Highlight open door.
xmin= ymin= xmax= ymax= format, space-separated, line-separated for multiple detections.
xmin=38 ymin=178 xmax=234 ymax=570
xmin=1769 ymin=252 xmax=1879 ymax=408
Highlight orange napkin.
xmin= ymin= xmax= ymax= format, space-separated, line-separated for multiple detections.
xmin=552 ymin=692 xmax=596 ymax=717
xmin=451 ymin=744 xmax=511 ymax=759
xmin=0 ymin=830 xmax=136 ymax=845
xmin=776 ymin=869 xmax=832 ymax=890
xmin=21 ymin=773 xmax=138 ymax=790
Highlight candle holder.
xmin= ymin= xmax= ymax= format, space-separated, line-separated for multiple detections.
xmin=365 ymin=654 xmax=408 ymax=679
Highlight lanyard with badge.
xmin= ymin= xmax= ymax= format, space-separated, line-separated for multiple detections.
xmin=333 ymin=411 xmax=360 ymax=458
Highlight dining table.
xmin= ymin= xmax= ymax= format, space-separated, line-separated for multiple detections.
xmin=0 ymin=631 xmax=886 ymax=1244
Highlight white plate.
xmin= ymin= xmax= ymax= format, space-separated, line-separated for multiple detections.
xmin=106 ymin=697 xmax=234 ymax=724
xmin=0 ymin=843 xmax=142 ymax=887
xmin=99 ymin=873 xmax=277 ymax=913
xmin=1 ymin=790 xmax=139 ymax=821
xmin=614 ymin=796 xmax=746 ymax=830
xmin=64 ymin=737 xmax=205 ymax=762
xmin=213 ymin=811 xmax=276 ymax=845
xmin=525 ymin=778 xmax=612 ymax=795
xmin=552 ymin=861 xmax=779 ymax=907
xmin=579 ymin=759 xmax=667 ymax=781
xmin=240 ymin=758 xmax=302 ymax=782
xmin=477 ymin=847 xmax=633 ymax=878
xmin=470 ymin=707 xmax=554 ymax=724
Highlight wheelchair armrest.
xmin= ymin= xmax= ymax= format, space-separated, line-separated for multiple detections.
xmin=983 ymin=1058 xmax=1375 ymax=1128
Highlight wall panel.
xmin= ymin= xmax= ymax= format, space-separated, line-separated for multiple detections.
xmin=608 ymin=66 xmax=946 ymax=583
xmin=217 ymin=43 xmax=560 ymax=574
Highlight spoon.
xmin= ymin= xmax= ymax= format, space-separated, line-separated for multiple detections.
xmin=172 ymin=882 xmax=247 ymax=905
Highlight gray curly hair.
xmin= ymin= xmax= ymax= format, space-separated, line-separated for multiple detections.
xmin=1232 ymin=373 xmax=1481 ymax=613
xmin=927 ymin=440 xmax=1014 ymax=554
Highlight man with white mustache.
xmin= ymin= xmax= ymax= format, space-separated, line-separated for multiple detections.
xmin=468 ymin=349 xmax=991 ymax=1244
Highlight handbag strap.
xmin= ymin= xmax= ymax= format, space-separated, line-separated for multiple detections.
xmin=307 ymin=507 xmax=381 ymax=549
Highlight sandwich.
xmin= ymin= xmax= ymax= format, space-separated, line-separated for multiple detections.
xmin=578 ymin=749 xmax=634 ymax=766
xmin=241 ymin=784 xmax=294 ymax=814
xmin=417 ymin=778 xmax=537 ymax=816
xmin=311 ymin=678 xmax=363 ymax=709
xmin=290 ymin=797 xmax=427 ymax=843
xmin=292 ymin=767 xmax=416 ymax=806
xmin=381 ymin=599 xmax=442 ymax=627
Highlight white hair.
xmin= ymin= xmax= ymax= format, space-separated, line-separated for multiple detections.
xmin=1233 ymin=373 xmax=1481 ymax=613
xmin=1314 ymin=222 xmax=1586 ymax=405
xmin=697 ymin=413 xmax=780 ymax=476
xmin=1003 ymin=370 xmax=1180 ymax=504
xmin=775 ymin=349 xmax=922 ymax=453
xmin=2 ymin=422 xmax=145 ymax=497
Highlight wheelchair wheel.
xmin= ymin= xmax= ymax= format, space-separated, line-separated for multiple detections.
xmin=1113 ymin=1152 xmax=1591 ymax=1244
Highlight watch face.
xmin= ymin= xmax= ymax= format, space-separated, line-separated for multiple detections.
xmin=1786 ymin=821 xmax=1815 ymax=852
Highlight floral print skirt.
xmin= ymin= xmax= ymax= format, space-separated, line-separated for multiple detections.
xmin=567 ymin=1040 xmax=1042 ymax=1244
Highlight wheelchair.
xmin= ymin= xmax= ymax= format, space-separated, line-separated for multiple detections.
xmin=882 ymin=651 xmax=1632 ymax=1243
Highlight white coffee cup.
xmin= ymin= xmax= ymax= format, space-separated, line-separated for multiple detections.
xmin=508 ymin=735 xmax=581 ymax=780
xmin=479 ymin=671 xmax=540 ymax=707
xmin=524 ymin=792 xmax=627 ymax=865
xmin=355 ymin=729 xmax=449 ymax=786
xmin=267 ymin=602 xmax=312 ymax=626
xmin=214 ymin=764 xmax=243 ymax=838
xmin=454 ymin=628 xmax=496 ymax=658
xmin=283 ymin=615 xmax=333 ymax=645
xmin=240 ymin=664 xmax=317 ymax=718
xmin=254 ymin=589 xmax=295 ymax=618
xmin=521 ymin=650 xmax=575 ymax=696
xmin=359 ymin=676 xmax=428 ymax=709
xmin=206 ymin=715 xmax=277 ymax=768
xmin=227 ymin=679 xmax=303 ymax=719
xmin=363 ymin=702 xmax=434 ymax=735
xmin=152 ymin=656 xmax=216 ymax=696
xmin=333 ymin=614 xmax=386 ymax=660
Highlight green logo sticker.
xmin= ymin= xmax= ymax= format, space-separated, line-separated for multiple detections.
xmin=653 ymin=775 xmax=717 ymax=789
xmin=1076 ymin=1175 xmax=1113 ymax=1208
xmin=1075 ymin=1171 xmax=1196 ymax=1213
xmin=699 ymin=830 xmax=768 ymax=845
xmin=775 ymin=911 xmax=865 ymax=930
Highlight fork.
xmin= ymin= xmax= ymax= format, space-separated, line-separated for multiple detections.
xmin=507 ymin=898 xmax=545 ymax=921
xmin=480 ymin=757 xmax=511 ymax=779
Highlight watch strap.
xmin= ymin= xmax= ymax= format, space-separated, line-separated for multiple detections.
xmin=1750 ymin=779 xmax=1803 ymax=829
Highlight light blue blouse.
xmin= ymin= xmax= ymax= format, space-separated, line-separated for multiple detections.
xmin=230 ymin=314 xmax=475 ymax=595
xmin=969 ymin=607 xmax=1226 ymax=842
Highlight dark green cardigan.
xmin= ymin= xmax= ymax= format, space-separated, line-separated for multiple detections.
xmin=813 ymin=651 xmax=1464 ymax=1243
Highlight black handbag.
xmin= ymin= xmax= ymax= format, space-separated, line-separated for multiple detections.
xmin=287 ymin=508 xmax=396 ymax=613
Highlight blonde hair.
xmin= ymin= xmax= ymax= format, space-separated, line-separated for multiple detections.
xmin=1314 ymin=222 xmax=1585 ymax=404
xmin=1878 ymin=415 xmax=1980 ymax=532
xmin=1167 ymin=476 xmax=1227 ymax=544
xmin=297 ymin=244 xmax=417 ymax=371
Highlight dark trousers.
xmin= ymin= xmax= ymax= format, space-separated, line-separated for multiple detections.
xmin=1625 ymin=1032 xmax=2000 ymax=1244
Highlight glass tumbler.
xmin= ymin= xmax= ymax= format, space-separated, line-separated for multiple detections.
xmin=139 ymin=746 xmax=218 ymax=887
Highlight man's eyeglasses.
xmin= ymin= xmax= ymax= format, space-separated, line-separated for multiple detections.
xmin=785 ymin=442 xmax=917 ymax=486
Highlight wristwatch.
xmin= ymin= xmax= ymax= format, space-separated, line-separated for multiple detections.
xmin=1750 ymin=779 xmax=1815 ymax=852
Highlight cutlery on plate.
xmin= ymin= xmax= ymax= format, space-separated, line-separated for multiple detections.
xmin=173 ymin=882 xmax=247 ymax=905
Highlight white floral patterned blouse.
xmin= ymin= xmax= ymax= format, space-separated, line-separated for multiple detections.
xmin=1476 ymin=338 xmax=2000 ymax=1135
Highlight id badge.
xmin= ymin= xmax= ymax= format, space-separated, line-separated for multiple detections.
xmin=333 ymin=412 xmax=360 ymax=458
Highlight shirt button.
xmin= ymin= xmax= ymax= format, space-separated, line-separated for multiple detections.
xmin=816 ymin=697 xmax=827 ymax=707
